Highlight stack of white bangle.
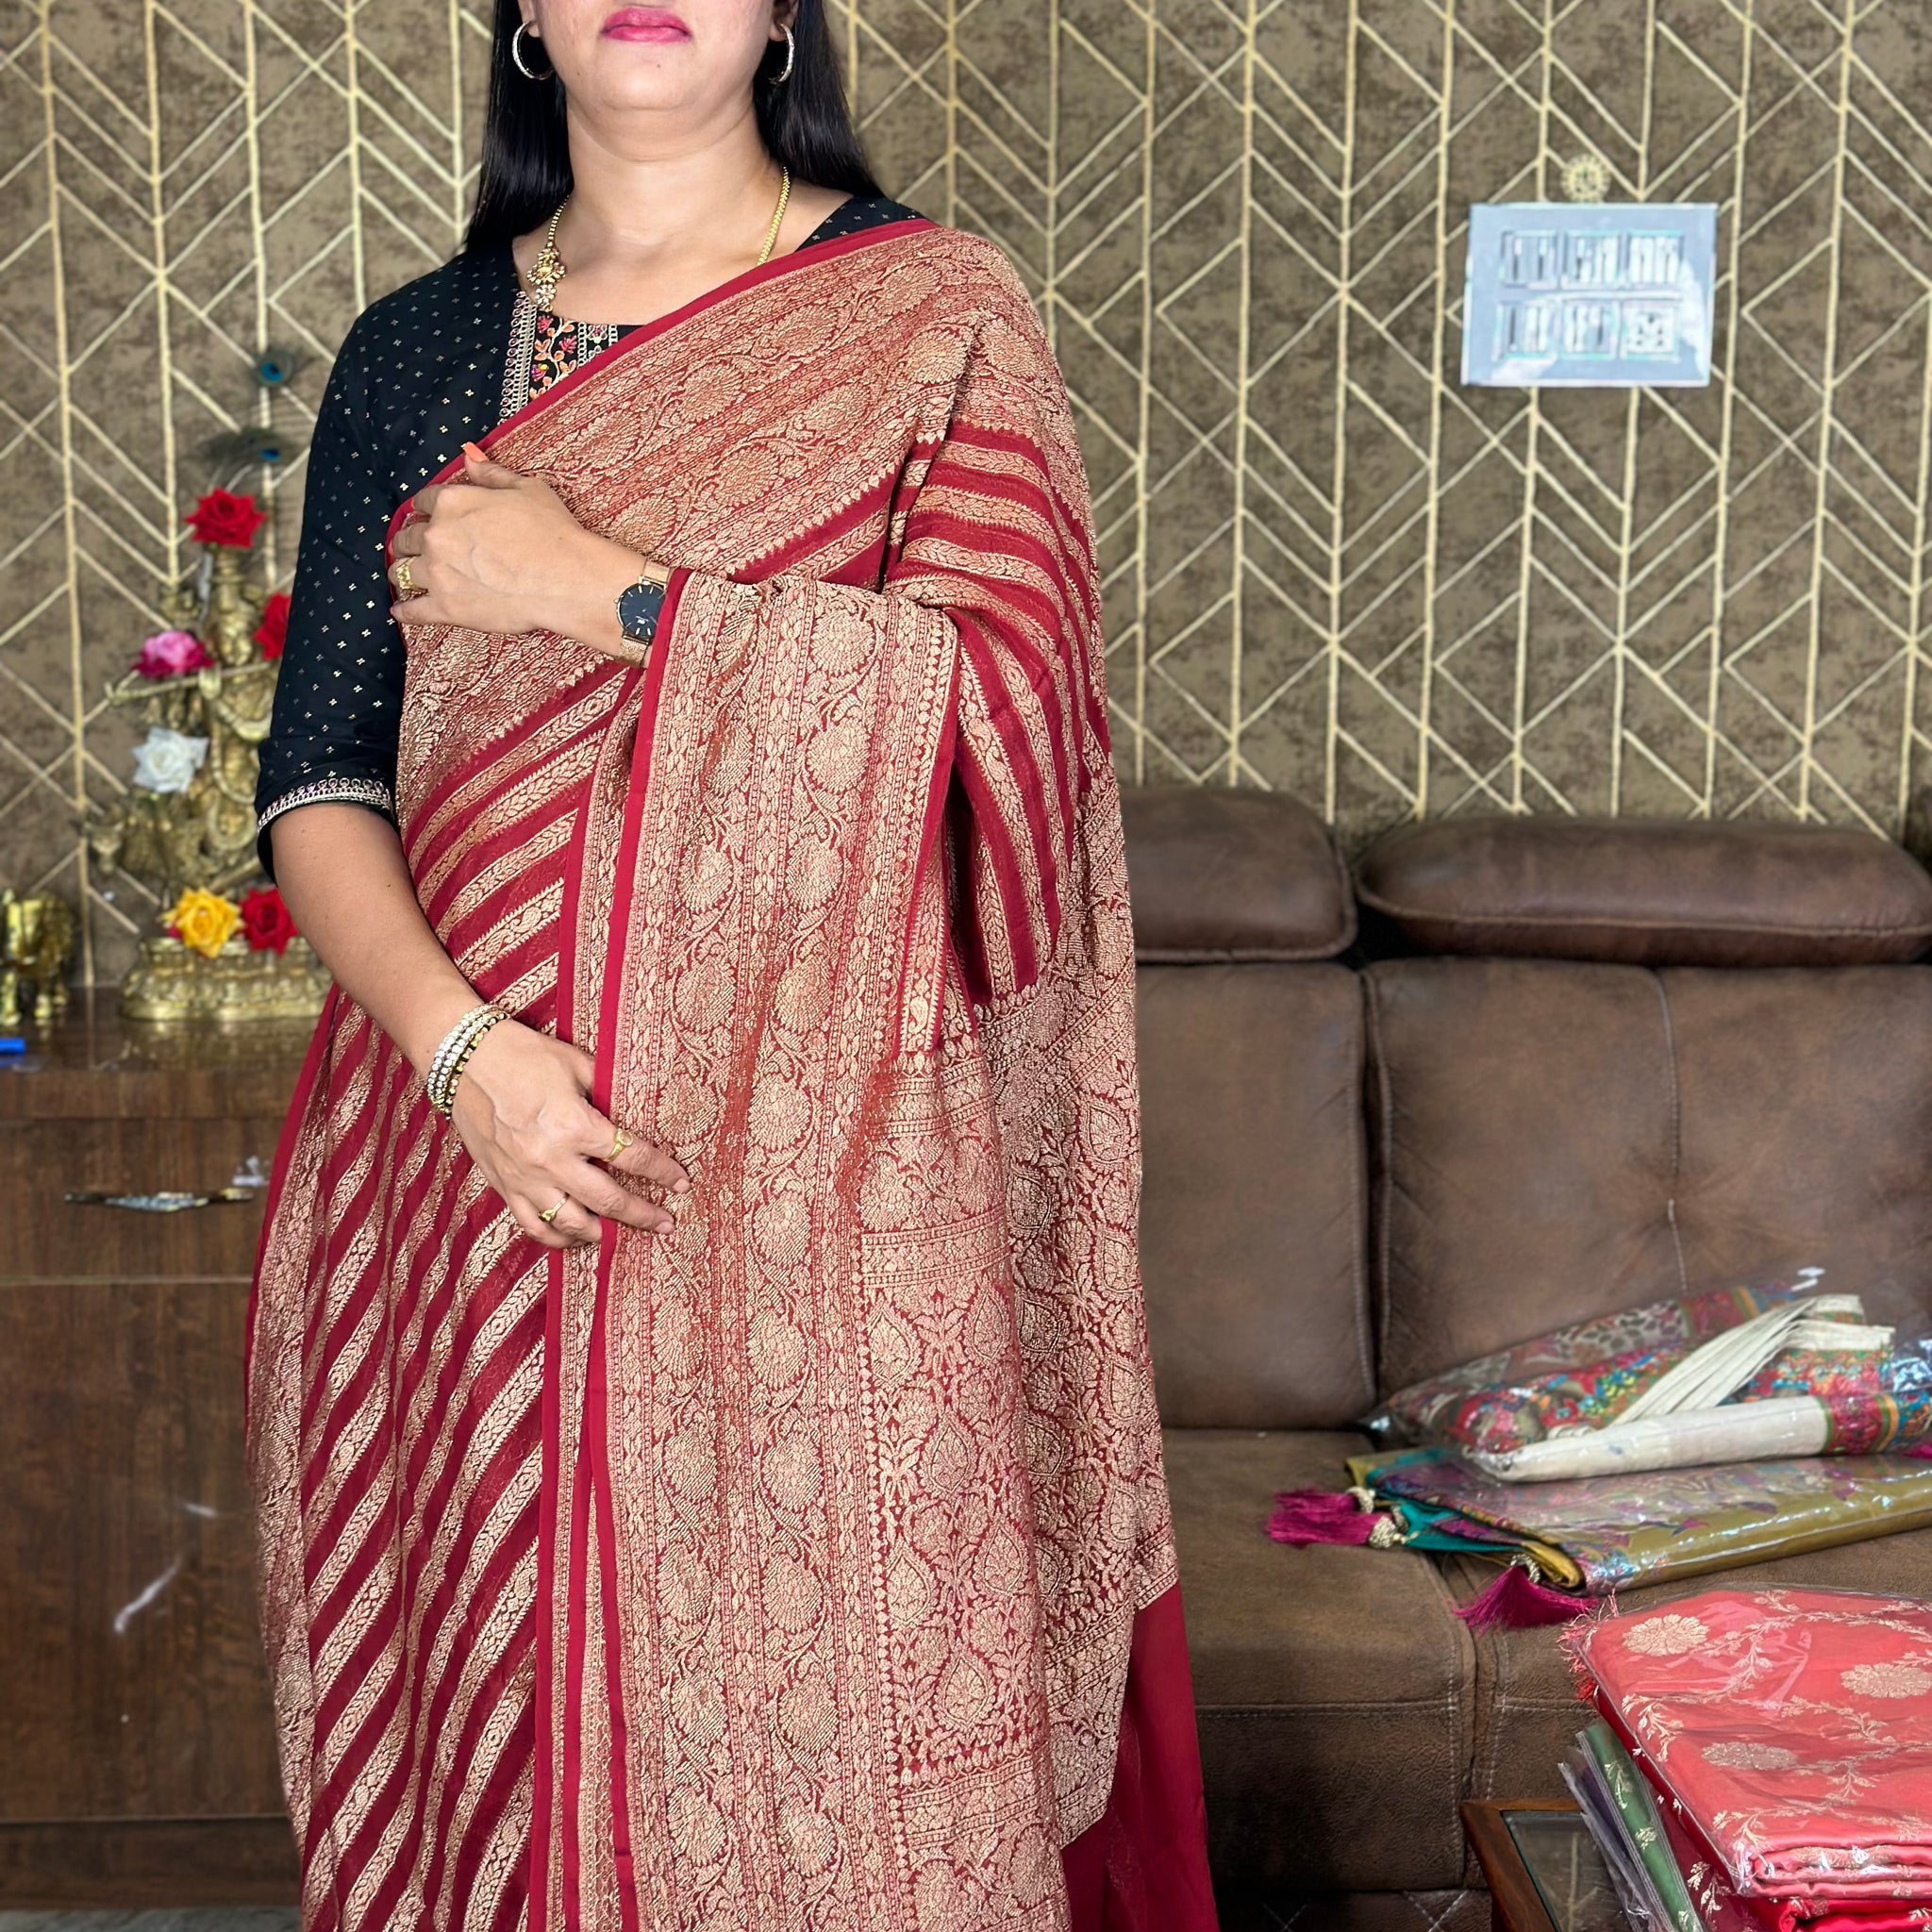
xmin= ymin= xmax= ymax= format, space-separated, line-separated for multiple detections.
xmin=427 ymin=1002 xmax=508 ymax=1118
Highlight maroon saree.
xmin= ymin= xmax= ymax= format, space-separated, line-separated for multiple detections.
xmin=245 ymin=220 xmax=1215 ymax=1932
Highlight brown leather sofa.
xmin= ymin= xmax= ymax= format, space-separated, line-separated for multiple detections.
xmin=1121 ymin=786 xmax=1932 ymax=1932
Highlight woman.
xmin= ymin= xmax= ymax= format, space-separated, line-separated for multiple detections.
xmin=245 ymin=3 xmax=1218 ymax=1928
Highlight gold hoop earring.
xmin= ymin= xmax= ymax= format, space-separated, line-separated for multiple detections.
xmin=773 ymin=24 xmax=795 ymax=85
xmin=511 ymin=21 xmax=554 ymax=80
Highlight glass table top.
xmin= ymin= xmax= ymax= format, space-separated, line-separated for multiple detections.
xmin=1505 ymin=1808 xmax=1631 ymax=1932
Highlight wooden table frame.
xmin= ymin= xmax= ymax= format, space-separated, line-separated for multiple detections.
xmin=1462 ymin=1800 xmax=1593 ymax=1932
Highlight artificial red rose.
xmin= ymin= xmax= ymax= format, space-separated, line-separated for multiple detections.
xmin=238 ymin=884 xmax=297 ymax=954
xmin=184 ymin=488 xmax=267 ymax=549
xmin=135 ymin=628 xmax=213 ymax=678
xmin=253 ymin=591 xmax=291 ymax=660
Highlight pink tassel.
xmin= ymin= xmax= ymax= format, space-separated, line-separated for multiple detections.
xmin=1907 ymin=1441 xmax=1932 ymax=1459
xmin=1455 ymin=1562 xmax=1585 ymax=1631
xmin=1268 ymin=1489 xmax=1378 ymax=1547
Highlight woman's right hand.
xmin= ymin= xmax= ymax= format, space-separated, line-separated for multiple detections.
xmin=446 ymin=1017 xmax=690 ymax=1249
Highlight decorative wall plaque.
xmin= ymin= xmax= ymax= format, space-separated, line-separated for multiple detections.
xmin=1461 ymin=202 xmax=1718 ymax=387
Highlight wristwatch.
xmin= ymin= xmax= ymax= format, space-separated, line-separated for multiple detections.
xmin=616 ymin=557 xmax=671 ymax=649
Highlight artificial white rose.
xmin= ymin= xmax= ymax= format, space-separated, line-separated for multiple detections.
xmin=132 ymin=724 xmax=209 ymax=795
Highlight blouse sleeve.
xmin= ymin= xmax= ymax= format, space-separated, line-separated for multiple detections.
xmin=253 ymin=310 xmax=408 ymax=884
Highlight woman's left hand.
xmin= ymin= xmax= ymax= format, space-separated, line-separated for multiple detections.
xmin=388 ymin=449 xmax=641 ymax=654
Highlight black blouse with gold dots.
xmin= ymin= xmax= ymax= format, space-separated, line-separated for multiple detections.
xmin=252 ymin=192 xmax=921 ymax=885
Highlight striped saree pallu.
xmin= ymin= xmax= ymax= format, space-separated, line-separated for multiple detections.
xmin=244 ymin=223 xmax=1183 ymax=1932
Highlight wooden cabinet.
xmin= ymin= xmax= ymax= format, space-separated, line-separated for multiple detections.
xmin=0 ymin=994 xmax=310 ymax=1906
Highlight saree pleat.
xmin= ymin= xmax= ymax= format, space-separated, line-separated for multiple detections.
xmin=247 ymin=223 xmax=1210 ymax=1932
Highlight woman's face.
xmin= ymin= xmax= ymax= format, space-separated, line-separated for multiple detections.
xmin=521 ymin=1 xmax=790 ymax=133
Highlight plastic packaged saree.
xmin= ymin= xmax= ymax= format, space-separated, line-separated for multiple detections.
xmin=1566 ymin=1712 xmax=1932 ymax=1932
xmin=1360 ymin=1275 xmax=1823 ymax=1456
xmin=1569 ymin=1589 xmax=1932 ymax=1916
xmin=1269 ymin=1450 xmax=1932 ymax=1624
xmin=1366 ymin=1451 xmax=1932 ymax=1593
xmin=1653 ymin=1778 xmax=1931 ymax=1932
xmin=1359 ymin=1275 xmax=1932 ymax=1483
xmin=1564 ymin=1718 xmax=1706 ymax=1932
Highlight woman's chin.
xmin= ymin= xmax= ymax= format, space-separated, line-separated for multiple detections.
xmin=574 ymin=67 xmax=709 ymax=123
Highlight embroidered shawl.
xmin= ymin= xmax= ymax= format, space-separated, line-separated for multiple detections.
xmin=244 ymin=220 xmax=1178 ymax=1932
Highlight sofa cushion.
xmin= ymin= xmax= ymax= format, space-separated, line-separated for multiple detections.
xmin=1446 ymin=1523 xmax=1932 ymax=1808
xmin=1123 ymin=785 xmax=1356 ymax=961
xmin=1139 ymin=964 xmax=1372 ymax=1428
xmin=1366 ymin=958 xmax=1932 ymax=1391
xmin=1165 ymin=1428 xmax=1474 ymax=1894
xmin=1356 ymin=816 xmax=1932 ymax=967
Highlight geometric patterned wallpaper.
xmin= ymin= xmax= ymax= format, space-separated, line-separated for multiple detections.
xmin=7 ymin=2 xmax=1932 ymax=985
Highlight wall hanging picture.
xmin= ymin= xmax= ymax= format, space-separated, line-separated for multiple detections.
xmin=1462 ymin=200 xmax=1719 ymax=388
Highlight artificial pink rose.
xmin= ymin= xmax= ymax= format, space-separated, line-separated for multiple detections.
xmin=135 ymin=629 xmax=213 ymax=678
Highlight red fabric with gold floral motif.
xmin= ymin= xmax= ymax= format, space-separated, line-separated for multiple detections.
xmin=1576 ymin=1588 xmax=1932 ymax=1905
xmin=244 ymin=220 xmax=1213 ymax=1932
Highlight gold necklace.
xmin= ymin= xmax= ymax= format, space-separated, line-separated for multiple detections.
xmin=526 ymin=166 xmax=792 ymax=310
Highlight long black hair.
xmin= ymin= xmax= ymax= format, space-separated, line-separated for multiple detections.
xmin=463 ymin=0 xmax=880 ymax=252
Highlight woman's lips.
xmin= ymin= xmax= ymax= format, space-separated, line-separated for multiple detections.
xmin=601 ymin=6 xmax=691 ymax=40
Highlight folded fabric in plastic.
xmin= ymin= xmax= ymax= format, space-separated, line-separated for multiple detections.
xmin=1361 ymin=1271 xmax=1932 ymax=1482
xmin=1570 ymin=1587 xmax=1932 ymax=1905
xmin=1565 ymin=1711 xmax=1932 ymax=1932
xmin=1564 ymin=1718 xmax=1706 ymax=1932
xmin=1362 ymin=1277 xmax=1815 ymax=1457
xmin=1348 ymin=1453 xmax=1932 ymax=1595
xmin=1656 ymin=1762 xmax=1932 ymax=1932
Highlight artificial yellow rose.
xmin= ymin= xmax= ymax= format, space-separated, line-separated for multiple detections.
xmin=166 ymin=887 xmax=242 ymax=959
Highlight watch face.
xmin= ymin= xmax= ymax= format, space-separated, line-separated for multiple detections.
xmin=617 ymin=577 xmax=666 ymax=645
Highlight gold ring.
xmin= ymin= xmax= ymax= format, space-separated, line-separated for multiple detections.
xmin=607 ymin=1127 xmax=633 ymax=1159
xmin=539 ymin=1193 xmax=568 ymax=1225
xmin=395 ymin=554 xmax=416 ymax=596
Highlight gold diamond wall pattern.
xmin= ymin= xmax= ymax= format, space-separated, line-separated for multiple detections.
xmin=7 ymin=2 xmax=1932 ymax=986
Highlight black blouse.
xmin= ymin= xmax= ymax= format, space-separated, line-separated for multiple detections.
xmin=253 ymin=193 xmax=922 ymax=884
